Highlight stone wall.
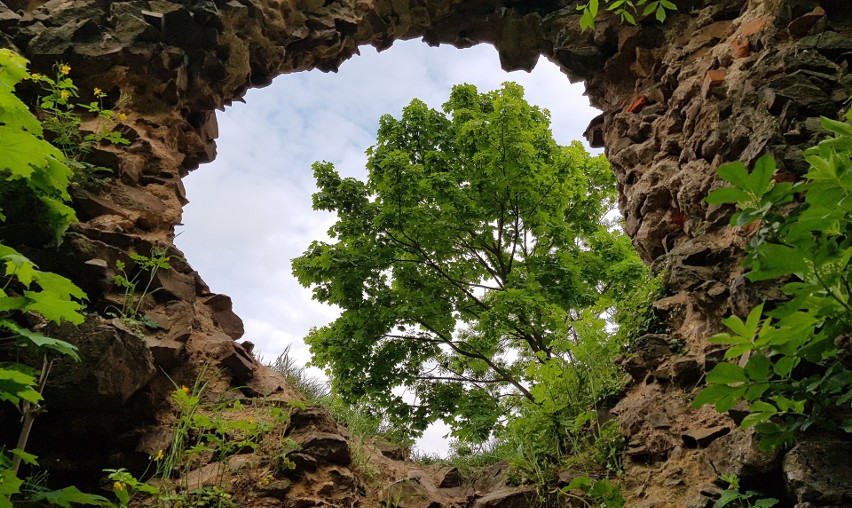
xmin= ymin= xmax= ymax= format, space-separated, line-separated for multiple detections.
xmin=1 ymin=0 xmax=850 ymax=505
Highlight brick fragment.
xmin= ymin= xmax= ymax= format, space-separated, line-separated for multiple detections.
xmin=626 ymin=95 xmax=648 ymax=113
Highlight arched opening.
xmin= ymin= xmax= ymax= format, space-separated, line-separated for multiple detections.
xmin=6 ymin=0 xmax=846 ymax=504
xmin=174 ymin=39 xmax=602 ymax=456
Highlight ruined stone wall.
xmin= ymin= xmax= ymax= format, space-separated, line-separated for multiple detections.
xmin=1 ymin=0 xmax=850 ymax=505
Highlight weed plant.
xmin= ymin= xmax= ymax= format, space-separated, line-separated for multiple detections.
xmin=107 ymin=246 xmax=173 ymax=331
xmin=30 ymin=62 xmax=129 ymax=187
xmin=106 ymin=368 xmax=301 ymax=507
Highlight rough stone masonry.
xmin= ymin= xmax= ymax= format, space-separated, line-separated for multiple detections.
xmin=1 ymin=0 xmax=851 ymax=505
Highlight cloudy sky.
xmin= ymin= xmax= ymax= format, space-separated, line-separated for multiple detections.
xmin=175 ymin=39 xmax=600 ymax=456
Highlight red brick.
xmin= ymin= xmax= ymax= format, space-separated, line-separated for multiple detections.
xmin=626 ymin=95 xmax=648 ymax=114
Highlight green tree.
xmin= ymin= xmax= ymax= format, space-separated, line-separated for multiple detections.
xmin=292 ymin=82 xmax=645 ymax=441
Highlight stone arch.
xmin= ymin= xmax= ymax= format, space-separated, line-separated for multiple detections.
xmin=1 ymin=0 xmax=851 ymax=504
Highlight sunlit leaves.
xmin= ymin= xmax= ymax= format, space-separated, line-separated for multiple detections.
xmin=0 ymin=367 xmax=42 ymax=406
xmin=577 ymin=0 xmax=677 ymax=31
xmin=0 ymin=50 xmax=77 ymax=245
xmin=293 ymin=83 xmax=644 ymax=441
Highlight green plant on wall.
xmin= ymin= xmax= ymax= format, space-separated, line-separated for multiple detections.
xmin=714 ymin=474 xmax=778 ymax=508
xmin=576 ymin=0 xmax=679 ymax=30
xmin=108 ymin=247 xmax=173 ymax=330
xmin=30 ymin=62 xmax=129 ymax=186
xmin=0 ymin=48 xmax=111 ymax=506
xmin=694 ymin=111 xmax=852 ymax=450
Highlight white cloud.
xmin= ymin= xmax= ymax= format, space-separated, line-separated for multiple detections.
xmin=176 ymin=39 xmax=600 ymax=457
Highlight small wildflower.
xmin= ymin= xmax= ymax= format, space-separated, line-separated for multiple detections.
xmin=59 ymin=90 xmax=70 ymax=100
xmin=179 ymin=385 xmax=190 ymax=395
xmin=113 ymin=481 xmax=125 ymax=491
xmin=93 ymin=87 xmax=102 ymax=96
xmin=59 ymin=64 xmax=71 ymax=75
xmin=118 ymin=113 xmax=127 ymax=121
xmin=30 ymin=72 xmax=40 ymax=79
xmin=153 ymin=449 xmax=164 ymax=461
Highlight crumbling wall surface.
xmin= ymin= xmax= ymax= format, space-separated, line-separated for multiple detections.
xmin=1 ymin=0 xmax=851 ymax=505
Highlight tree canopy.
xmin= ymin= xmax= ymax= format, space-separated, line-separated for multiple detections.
xmin=292 ymin=82 xmax=646 ymax=442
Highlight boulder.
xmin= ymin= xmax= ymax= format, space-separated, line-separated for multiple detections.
xmin=783 ymin=439 xmax=852 ymax=505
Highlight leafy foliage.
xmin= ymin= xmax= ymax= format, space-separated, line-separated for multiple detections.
xmin=0 ymin=50 xmax=76 ymax=245
xmin=30 ymin=63 xmax=129 ymax=187
xmin=108 ymin=247 xmax=174 ymax=331
xmin=714 ymin=474 xmax=778 ymax=508
xmin=576 ymin=0 xmax=678 ymax=31
xmin=560 ymin=475 xmax=625 ymax=507
xmin=694 ymin=111 xmax=852 ymax=450
xmin=293 ymin=83 xmax=647 ymax=446
xmin=0 ymin=48 xmax=108 ymax=508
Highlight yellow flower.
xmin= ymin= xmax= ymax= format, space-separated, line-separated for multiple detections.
xmin=30 ymin=72 xmax=40 ymax=79
xmin=179 ymin=385 xmax=190 ymax=395
xmin=113 ymin=481 xmax=125 ymax=491
xmin=59 ymin=64 xmax=71 ymax=75
xmin=118 ymin=113 xmax=127 ymax=121
xmin=93 ymin=87 xmax=102 ymax=96
xmin=59 ymin=90 xmax=70 ymax=100
xmin=153 ymin=449 xmax=164 ymax=461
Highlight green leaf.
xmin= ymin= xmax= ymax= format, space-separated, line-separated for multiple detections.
xmin=0 ymin=366 xmax=42 ymax=405
xmin=564 ymin=475 xmax=593 ymax=491
xmin=743 ymin=382 xmax=770 ymax=401
xmin=741 ymin=410 xmax=774 ymax=428
xmin=0 ymin=125 xmax=63 ymax=180
xmin=715 ymin=489 xmax=741 ymax=507
xmin=29 ymin=486 xmax=112 ymax=507
xmin=750 ymin=154 xmax=776 ymax=198
xmin=0 ymin=48 xmax=30 ymax=89
xmin=33 ymin=270 xmax=87 ymax=301
xmin=0 ymin=319 xmax=80 ymax=360
xmin=724 ymin=343 xmax=756 ymax=359
xmin=744 ymin=353 xmax=771 ymax=382
xmin=717 ymin=161 xmax=752 ymax=193
xmin=588 ymin=0 xmax=599 ymax=17
xmin=820 ymin=116 xmax=852 ymax=138
xmin=705 ymin=186 xmax=752 ymax=205
xmin=693 ymin=383 xmax=739 ymax=411
xmin=579 ymin=8 xmax=595 ymax=31
xmin=22 ymin=289 xmax=85 ymax=324
xmin=748 ymin=244 xmax=808 ymax=281
xmin=772 ymin=356 xmax=798 ymax=378
xmin=0 ymin=468 xmax=24 ymax=501
xmin=720 ymin=314 xmax=749 ymax=337
xmin=0 ymin=296 xmax=27 ymax=312
xmin=9 ymin=448 xmax=39 ymax=466
xmin=753 ymin=498 xmax=779 ymax=508
xmin=3 ymin=252 xmax=37 ymax=287
xmin=707 ymin=362 xmax=748 ymax=384
xmin=744 ymin=303 xmax=764 ymax=338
